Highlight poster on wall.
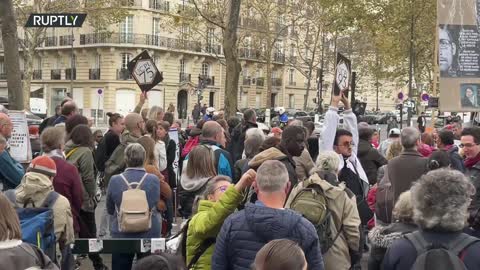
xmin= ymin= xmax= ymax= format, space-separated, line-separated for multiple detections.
xmin=438 ymin=0 xmax=480 ymax=112
xmin=8 ymin=111 xmax=32 ymax=163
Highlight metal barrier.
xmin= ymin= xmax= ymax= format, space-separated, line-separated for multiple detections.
xmin=72 ymin=238 xmax=169 ymax=254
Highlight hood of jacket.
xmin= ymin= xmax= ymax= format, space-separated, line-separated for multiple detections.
xmin=310 ymin=173 xmax=346 ymax=200
xmin=120 ymin=130 xmax=141 ymax=145
xmin=368 ymin=222 xmax=418 ymax=248
xmin=64 ymin=140 xmax=91 ymax=156
xmin=180 ymin=174 xmax=211 ymax=192
xmin=15 ymin=172 xmax=54 ymax=206
xmin=244 ymin=203 xmax=306 ymax=241
xmin=248 ymin=147 xmax=288 ymax=169
xmin=358 ymin=139 xmax=372 ymax=157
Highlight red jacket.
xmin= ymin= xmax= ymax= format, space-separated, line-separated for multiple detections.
xmin=367 ymin=185 xmax=378 ymax=229
xmin=51 ymin=157 xmax=83 ymax=233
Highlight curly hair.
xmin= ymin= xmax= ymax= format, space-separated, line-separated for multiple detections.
xmin=411 ymin=169 xmax=475 ymax=231
xmin=386 ymin=140 xmax=403 ymax=161
xmin=392 ymin=191 xmax=414 ymax=223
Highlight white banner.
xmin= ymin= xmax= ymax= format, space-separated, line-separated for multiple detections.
xmin=8 ymin=111 xmax=32 ymax=163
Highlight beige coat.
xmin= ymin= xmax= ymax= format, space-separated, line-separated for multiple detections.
xmin=293 ymin=148 xmax=315 ymax=181
xmin=286 ymin=173 xmax=361 ymax=270
xmin=14 ymin=172 xmax=75 ymax=245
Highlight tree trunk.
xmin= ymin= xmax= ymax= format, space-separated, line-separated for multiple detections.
xmin=223 ymin=0 xmax=242 ymax=119
xmin=304 ymin=69 xmax=312 ymax=111
xmin=0 ymin=0 xmax=24 ymax=110
xmin=23 ymin=47 xmax=34 ymax=110
xmin=265 ymin=55 xmax=272 ymax=108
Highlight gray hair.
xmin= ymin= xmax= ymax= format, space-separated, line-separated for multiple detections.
xmin=0 ymin=104 xmax=7 ymax=114
xmin=246 ymin=128 xmax=266 ymax=141
xmin=411 ymin=169 xmax=475 ymax=231
xmin=124 ymin=143 xmax=146 ymax=168
xmin=244 ymin=135 xmax=265 ymax=159
xmin=313 ymin=151 xmax=340 ymax=174
xmin=289 ymin=120 xmax=304 ymax=127
xmin=192 ymin=175 xmax=232 ymax=214
xmin=256 ymin=160 xmax=289 ymax=193
xmin=40 ymin=127 xmax=66 ymax=153
xmin=400 ymin=127 xmax=420 ymax=149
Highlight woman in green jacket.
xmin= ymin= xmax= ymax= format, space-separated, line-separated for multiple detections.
xmin=186 ymin=169 xmax=256 ymax=270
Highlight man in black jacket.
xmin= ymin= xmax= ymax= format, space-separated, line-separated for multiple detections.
xmin=357 ymin=123 xmax=387 ymax=185
xmin=229 ymin=109 xmax=258 ymax=163
xmin=437 ymin=129 xmax=465 ymax=172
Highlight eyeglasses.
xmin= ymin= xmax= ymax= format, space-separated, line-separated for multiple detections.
xmin=440 ymin=39 xmax=453 ymax=49
xmin=213 ymin=185 xmax=229 ymax=193
xmin=459 ymin=143 xmax=479 ymax=148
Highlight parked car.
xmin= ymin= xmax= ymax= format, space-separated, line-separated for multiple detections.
xmin=294 ymin=111 xmax=313 ymax=122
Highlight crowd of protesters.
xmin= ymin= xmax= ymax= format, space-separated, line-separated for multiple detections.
xmin=1 ymin=92 xmax=480 ymax=270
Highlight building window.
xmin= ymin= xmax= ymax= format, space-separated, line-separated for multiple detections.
xmin=35 ymin=56 xmax=42 ymax=70
xmin=289 ymin=69 xmax=294 ymax=85
xmin=289 ymin=94 xmax=295 ymax=108
xmin=0 ymin=61 xmax=4 ymax=74
xmin=256 ymin=93 xmax=262 ymax=108
xmin=152 ymin=18 xmax=160 ymax=36
xmin=201 ymin=63 xmax=210 ymax=76
xmin=206 ymin=27 xmax=215 ymax=52
xmin=180 ymin=59 xmax=186 ymax=74
xmin=121 ymin=53 xmax=132 ymax=69
xmin=209 ymin=92 xmax=215 ymax=107
xmin=290 ymin=44 xmax=295 ymax=57
xmin=241 ymin=92 xmax=248 ymax=108
xmin=120 ymin=16 xmax=133 ymax=42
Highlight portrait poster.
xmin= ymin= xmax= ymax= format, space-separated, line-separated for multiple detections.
xmin=333 ymin=53 xmax=352 ymax=97
xmin=438 ymin=0 xmax=480 ymax=111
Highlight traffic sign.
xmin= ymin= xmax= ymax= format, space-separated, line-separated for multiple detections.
xmin=421 ymin=93 xmax=429 ymax=101
xmin=127 ymin=50 xmax=164 ymax=92
xmin=97 ymin=89 xmax=103 ymax=95
xmin=398 ymin=92 xmax=404 ymax=100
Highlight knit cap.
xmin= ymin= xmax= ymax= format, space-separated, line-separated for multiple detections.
xmin=27 ymin=156 xmax=57 ymax=177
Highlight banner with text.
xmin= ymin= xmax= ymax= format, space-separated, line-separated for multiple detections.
xmin=438 ymin=0 xmax=480 ymax=111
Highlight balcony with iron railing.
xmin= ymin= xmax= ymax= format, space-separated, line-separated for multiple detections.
xmin=179 ymin=72 xmax=191 ymax=82
xmin=205 ymin=44 xmax=223 ymax=55
xmin=51 ymin=69 xmax=61 ymax=80
xmin=288 ymin=81 xmax=296 ymax=86
xmin=119 ymin=0 xmax=143 ymax=7
xmin=89 ymin=68 xmax=101 ymax=80
xmin=33 ymin=70 xmax=42 ymax=80
xmin=59 ymin=35 xmax=74 ymax=46
xmin=273 ymin=52 xmax=285 ymax=63
xmin=239 ymin=48 xmax=261 ymax=60
xmin=0 ymin=73 xmax=6 ymax=80
xmin=271 ymin=78 xmax=283 ymax=87
xmin=199 ymin=75 xmax=215 ymax=86
xmin=149 ymin=0 xmax=170 ymax=12
xmin=117 ymin=69 xmax=132 ymax=80
xmin=65 ymin=68 xmax=76 ymax=80
xmin=256 ymin=77 xmax=265 ymax=87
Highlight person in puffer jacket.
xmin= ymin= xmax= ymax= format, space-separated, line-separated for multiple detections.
xmin=186 ymin=171 xmax=256 ymax=270
xmin=368 ymin=191 xmax=418 ymax=270
xmin=211 ymin=160 xmax=324 ymax=270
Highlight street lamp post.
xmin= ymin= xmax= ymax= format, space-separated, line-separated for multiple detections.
xmin=407 ymin=2 xmax=415 ymax=127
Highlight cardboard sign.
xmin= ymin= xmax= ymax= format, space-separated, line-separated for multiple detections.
xmin=127 ymin=50 xmax=164 ymax=92
xmin=8 ymin=111 xmax=31 ymax=163
xmin=438 ymin=0 xmax=480 ymax=111
xmin=333 ymin=53 xmax=352 ymax=97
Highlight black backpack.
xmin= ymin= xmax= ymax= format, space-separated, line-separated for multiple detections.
xmin=174 ymin=219 xmax=215 ymax=269
xmin=406 ymin=231 xmax=479 ymax=270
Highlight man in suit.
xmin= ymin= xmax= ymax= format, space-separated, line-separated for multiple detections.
xmin=462 ymin=87 xmax=477 ymax=108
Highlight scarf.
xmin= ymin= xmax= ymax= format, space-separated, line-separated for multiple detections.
xmin=44 ymin=149 xmax=65 ymax=160
xmin=465 ymin=152 xmax=480 ymax=169
xmin=443 ymin=144 xmax=455 ymax=152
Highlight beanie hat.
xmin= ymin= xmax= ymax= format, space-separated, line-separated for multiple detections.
xmin=28 ymin=156 xmax=57 ymax=177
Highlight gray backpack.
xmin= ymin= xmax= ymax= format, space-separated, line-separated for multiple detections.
xmin=406 ymin=231 xmax=479 ymax=270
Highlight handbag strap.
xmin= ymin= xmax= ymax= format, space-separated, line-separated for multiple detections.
xmin=187 ymin=238 xmax=216 ymax=269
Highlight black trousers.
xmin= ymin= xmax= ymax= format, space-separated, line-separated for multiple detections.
xmin=79 ymin=210 xmax=105 ymax=270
